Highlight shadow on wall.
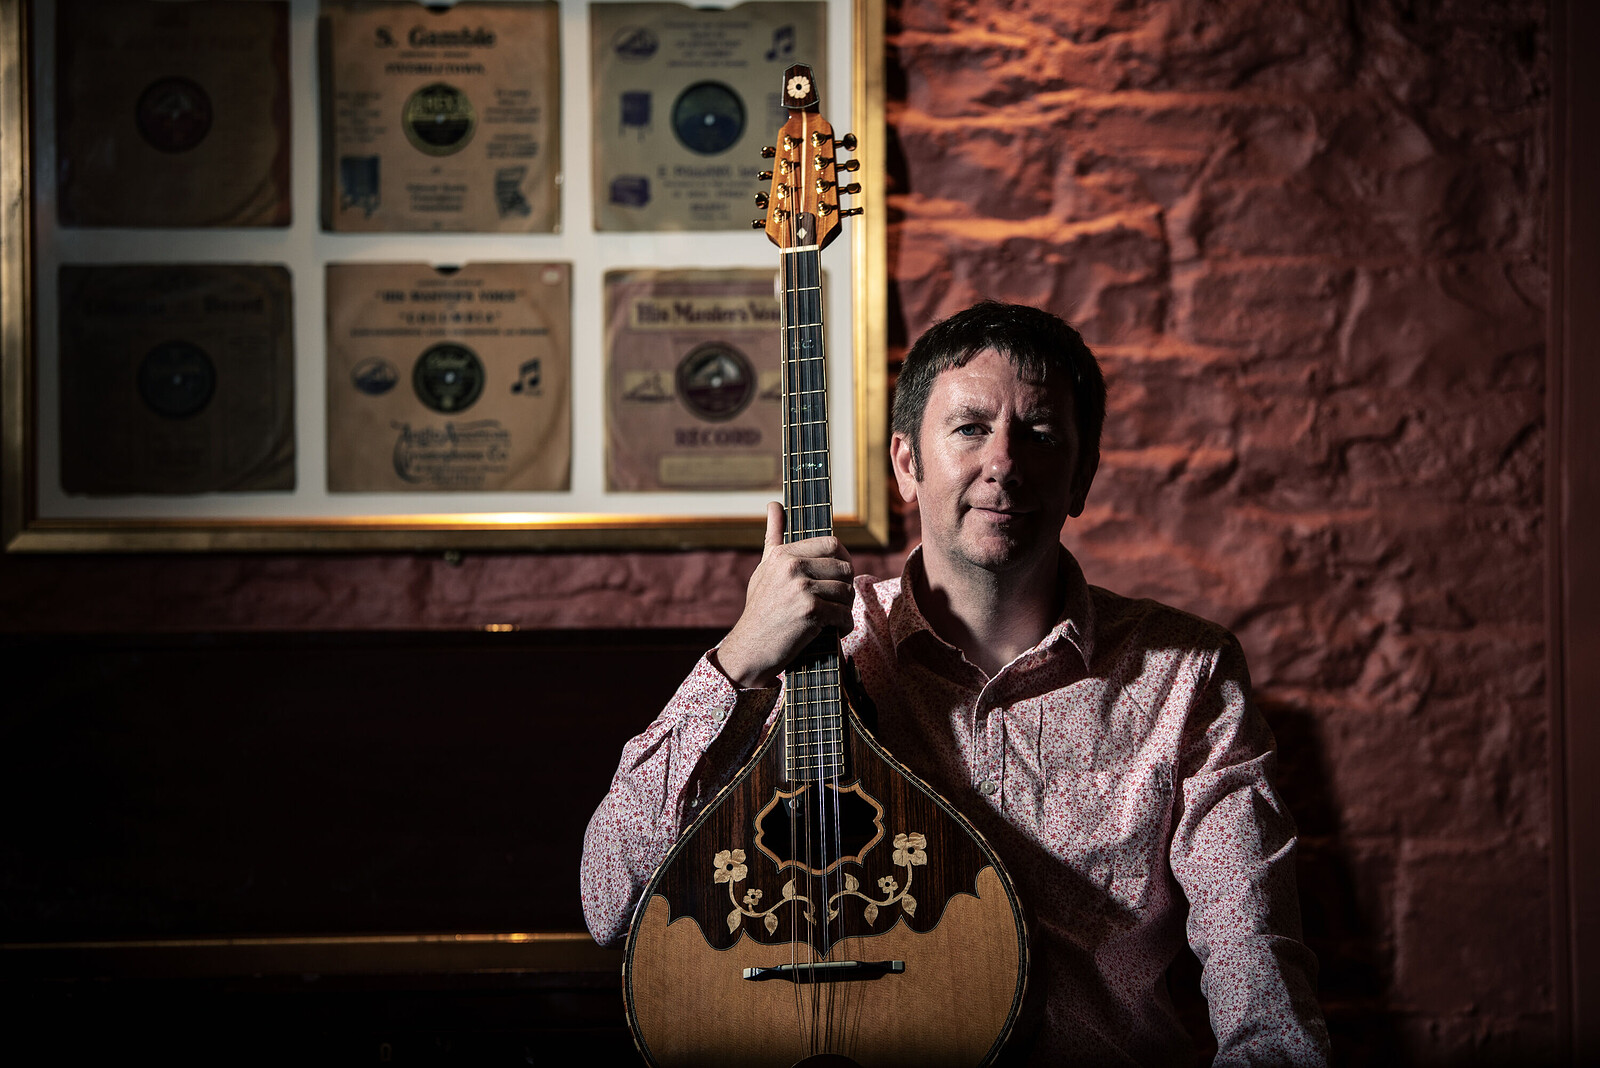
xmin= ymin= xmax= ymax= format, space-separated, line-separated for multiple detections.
xmin=1265 ymin=699 xmax=1403 ymax=1065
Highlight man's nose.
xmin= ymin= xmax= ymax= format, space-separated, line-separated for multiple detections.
xmin=984 ymin=430 xmax=1020 ymax=484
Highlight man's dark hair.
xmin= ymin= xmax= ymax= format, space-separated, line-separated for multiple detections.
xmin=892 ymin=300 xmax=1107 ymax=479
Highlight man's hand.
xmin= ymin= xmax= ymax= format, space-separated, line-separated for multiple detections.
xmin=714 ymin=502 xmax=855 ymax=689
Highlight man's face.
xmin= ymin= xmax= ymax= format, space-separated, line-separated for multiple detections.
xmin=891 ymin=348 xmax=1094 ymax=580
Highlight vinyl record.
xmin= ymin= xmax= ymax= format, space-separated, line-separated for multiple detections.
xmin=56 ymin=0 xmax=291 ymax=227
xmin=325 ymin=261 xmax=571 ymax=492
xmin=589 ymin=2 xmax=828 ymax=231
xmin=57 ymin=264 xmax=295 ymax=494
xmin=606 ymin=269 xmax=788 ymax=491
xmin=320 ymin=1 xmax=561 ymax=233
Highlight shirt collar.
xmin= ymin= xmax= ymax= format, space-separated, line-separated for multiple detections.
xmin=889 ymin=545 xmax=1096 ymax=672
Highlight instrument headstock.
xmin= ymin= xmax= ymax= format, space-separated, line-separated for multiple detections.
xmin=755 ymin=63 xmax=861 ymax=251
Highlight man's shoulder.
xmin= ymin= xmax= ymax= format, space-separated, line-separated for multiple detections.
xmin=1087 ymin=583 xmax=1239 ymax=658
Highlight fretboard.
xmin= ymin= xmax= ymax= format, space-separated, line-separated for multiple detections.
xmin=779 ymin=217 xmax=842 ymax=783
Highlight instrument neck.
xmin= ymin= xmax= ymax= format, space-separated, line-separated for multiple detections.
xmin=779 ymin=240 xmax=842 ymax=784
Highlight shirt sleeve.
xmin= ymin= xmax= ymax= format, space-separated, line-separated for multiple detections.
xmin=1169 ymin=635 xmax=1331 ymax=1067
xmin=578 ymin=650 xmax=781 ymax=947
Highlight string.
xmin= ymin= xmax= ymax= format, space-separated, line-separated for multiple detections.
xmin=777 ymin=124 xmax=849 ymax=1056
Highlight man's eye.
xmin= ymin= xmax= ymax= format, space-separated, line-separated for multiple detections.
xmin=956 ymin=424 xmax=984 ymax=437
xmin=1030 ymin=429 xmax=1059 ymax=445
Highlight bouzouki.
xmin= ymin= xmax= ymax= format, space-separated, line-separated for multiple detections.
xmin=622 ymin=64 xmax=1029 ymax=1067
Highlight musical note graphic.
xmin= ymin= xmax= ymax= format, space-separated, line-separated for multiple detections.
xmin=510 ymin=359 xmax=542 ymax=394
xmin=764 ymin=25 xmax=795 ymax=61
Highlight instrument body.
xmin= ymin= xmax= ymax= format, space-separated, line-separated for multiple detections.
xmin=625 ymin=702 xmax=1027 ymax=1067
xmin=623 ymin=63 xmax=1028 ymax=1067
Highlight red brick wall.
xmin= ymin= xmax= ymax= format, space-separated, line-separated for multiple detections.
xmin=0 ymin=0 xmax=1552 ymax=1061
xmin=884 ymin=0 xmax=1549 ymax=1060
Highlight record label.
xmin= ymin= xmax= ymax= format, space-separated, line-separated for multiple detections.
xmin=137 ymin=340 xmax=217 ymax=418
xmin=676 ymin=343 xmax=756 ymax=420
xmin=671 ymin=82 xmax=745 ymax=155
xmin=58 ymin=265 xmax=296 ymax=495
xmin=590 ymin=2 xmax=827 ymax=231
xmin=326 ymin=262 xmax=571 ymax=492
xmin=321 ymin=1 xmax=561 ymax=233
xmin=413 ymin=343 xmax=486 ymax=412
xmin=606 ymin=269 xmax=793 ymax=491
xmin=56 ymin=0 xmax=291 ymax=227
xmin=402 ymin=83 xmax=477 ymax=155
xmin=134 ymin=77 xmax=214 ymax=153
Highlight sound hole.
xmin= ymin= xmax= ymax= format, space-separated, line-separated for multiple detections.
xmin=753 ymin=781 xmax=885 ymax=874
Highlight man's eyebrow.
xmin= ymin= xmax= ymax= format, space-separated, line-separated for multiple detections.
xmin=938 ymin=403 xmax=991 ymax=423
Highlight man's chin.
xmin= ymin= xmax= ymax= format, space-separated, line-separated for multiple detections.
xmin=954 ymin=533 xmax=1040 ymax=573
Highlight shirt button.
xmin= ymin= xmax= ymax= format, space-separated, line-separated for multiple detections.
xmin=978 ymin=779 xmax=998 ymax=796
xmin=715 ymin=707 xmax=728 ymax=723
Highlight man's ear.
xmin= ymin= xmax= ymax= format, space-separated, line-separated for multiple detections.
xmin=1068 ymin=450 xmax=1099 ymax=518
xmin=890 ymin=431 xmax=919 ymax=505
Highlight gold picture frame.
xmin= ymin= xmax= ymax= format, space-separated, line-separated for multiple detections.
xmin=0 ymin=0 xmax=887 ymax=551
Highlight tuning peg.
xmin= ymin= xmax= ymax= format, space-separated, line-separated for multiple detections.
xmin=754 ymin=191 xmax=769 ymax=208
xmin=814 ymin=178 xmax=835 ymax=194
xmin=783 ymin=135 xmax=801 ymax=151
xmin=751 ymin=218 xmax=767 ymax=229
xmin=838 ymin=158 xmax=861 ymax=173
xmin=811 ymin=130 xmax=830 ymax=148
xmin=841 ymin=182 xmax=862 ymax=195
xmin=757 ymin=170 xmax=773 ymax=182
xmin=841 ymin=207 xmax=863 ymax=218
xmin=819 ymin=203 xmax=836 ymax=215
xmin=760 ymin=145 xmax=776 ymax=159
xmin=840 ymin=133 xmax=858 ymax=151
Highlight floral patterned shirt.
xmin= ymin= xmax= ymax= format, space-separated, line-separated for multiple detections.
xmin=580 ymin=548 xmax=1330 ymax=1066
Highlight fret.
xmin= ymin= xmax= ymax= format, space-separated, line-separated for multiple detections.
xmin=785 ymin=675 xmax=841 ymax=691
xmin=786 ymin=723 xmax=843 ymax=737
xmin=787 ymin=763 xmax=846 ymax=777
xmin=777 ymin=222 xmax=841 ymax=784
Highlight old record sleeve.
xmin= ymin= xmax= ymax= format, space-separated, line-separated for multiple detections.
xmin=590 ymin=2 xmax=826 ymax=231
xmin=56 ymin=0 xmax=291 ymax=228
xmin=605 ymin=269 xmax=793 ymax=491
xmin=327 ymin=262 xmax=571 ymax=492
xmin=320 ymin=1 xmax=561 ymax=233
xmin=58 ymin=265 xmax=295 ymax=494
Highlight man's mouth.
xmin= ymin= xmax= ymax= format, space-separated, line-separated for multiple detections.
xmin=971 ymin=504 xmax=1030 ymax=521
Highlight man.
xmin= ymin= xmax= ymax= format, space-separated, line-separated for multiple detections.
xmin=581 ymin=301 xmax=1330 ymax=1066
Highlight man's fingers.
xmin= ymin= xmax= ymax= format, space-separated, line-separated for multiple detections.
xmin=783 ymin=534 xmax=850 ymax=561
xmin=800 ymin=574 xmax=854 ymax=601
xmin=798 ymin=556 xmax=853 ymax=583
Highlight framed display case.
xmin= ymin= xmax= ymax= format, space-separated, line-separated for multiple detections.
xmin=0 ymin=0 xmax=887 ymax=551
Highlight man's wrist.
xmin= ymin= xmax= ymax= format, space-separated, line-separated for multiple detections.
xmin=709 ymin=645 xmax=778 ymax=690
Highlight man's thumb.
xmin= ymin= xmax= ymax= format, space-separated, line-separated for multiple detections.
xmin=763 ymin=501 xmax=785 ymax=551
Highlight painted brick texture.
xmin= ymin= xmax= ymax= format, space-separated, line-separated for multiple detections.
xmin=882 ymin=0 xmax=1550 ymax=1061
xmin=0 ymin=0 xmax=1551 ymax=1062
